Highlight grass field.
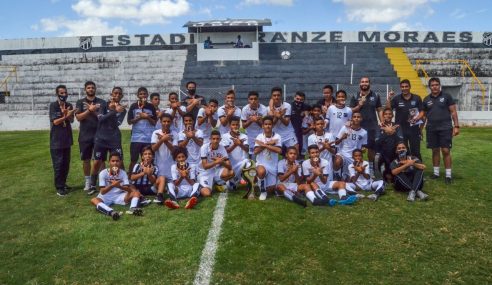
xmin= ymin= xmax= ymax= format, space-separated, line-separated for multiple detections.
xmin=0 ymin=128 xmax=491 ymax=284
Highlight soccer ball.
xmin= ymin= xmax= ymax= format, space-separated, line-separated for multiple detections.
xmin=281 ymin=50 xmax=291 ymax=60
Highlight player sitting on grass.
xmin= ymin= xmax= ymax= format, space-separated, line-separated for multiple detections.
xmin=130 ymin=146 xmax=166 ymax=204
xmin=221 ymin=116 xmax=249 ymax=191
xmin=178 ymin=113 xmax=204 ymax=166
xmin=277 ymin=146 xmax=309 ymax=207
xmin=254 ymin=116 xmax=282 ymax=201
xmin=164 ymin=147 xmax=200 ymax=210
xmin=390 ymin=142 xmax=429 ymax=202
xmin=302 ymin=145 xmax=356 ymax=206
xmin=90 ymin=152 xmax=143 ymax=220
xmin=348 ymin=149 xmax=385 ymax=201
xmin=197 ymin=130 xmax=235 ymax=197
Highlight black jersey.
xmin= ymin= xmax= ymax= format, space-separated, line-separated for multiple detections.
xmin=75 ymin=97 xmax=107 ymax=143
xmin=350 ymin=90 xmax=382 ymax=131
xmin=49 ymin=101 xmax=73 ymax=149
xmin=95 ymin=107 xmax=127 ymax=148
xmin=423 ymin=92 xmax=455 ymax=131
xmin=375 ymin=123 xmax=403 ymax=155
xmin=390 ymin=93 xmax=423 ymax=130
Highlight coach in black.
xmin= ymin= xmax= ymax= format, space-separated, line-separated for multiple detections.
xmin=423 ymin=77 xmax=460 ymax=184
xmin=386 ymin=79 xmax=425 ymax=160
xmin=350 ymin=76 xmax=383 ymax=177
xmin=75 ymin=81 xmax=107 ymax=194
xmin=49 ymin=85 xmax=76 ymax=196
xmin=181 ymin=81 xmax=206 ymax=120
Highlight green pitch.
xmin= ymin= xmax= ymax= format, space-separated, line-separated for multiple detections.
xmin=0 ymin=129 xmax=490 ymax=284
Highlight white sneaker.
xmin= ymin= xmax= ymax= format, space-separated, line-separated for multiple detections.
xmin=83 ymin=180 xmax=91 ymax=191
xmin=355 ymin=193 xmax=365 ymax=199
xmin=367 ymin=194 xmax=378 ymax=201
xmin=259 ymin=192 xmax=267 ymax=201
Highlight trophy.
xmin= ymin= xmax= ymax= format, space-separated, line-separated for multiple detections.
xmin=241 ymin=159 xmax=257 ymax=200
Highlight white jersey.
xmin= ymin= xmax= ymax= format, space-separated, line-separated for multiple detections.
xmin=98 ymin=168 xmax=130 ymax=200
xmin=198 ymin=142 xmax=229 ymax=173
xmin=196 ymin=107 xmax=218 ymax=140
xmin=348 ymin=160 xmax=371 ymax=187
xmin=254 ymin=132 xmax=282 ymax=173
xmin=277 ymin=159 xmax=302 ymax=183
xmin=221 ymin=132 xmax=249 ymax=166
xmin=151 ymin=129 xmax=178 ymax=178
xmin=164 ymin=106 xmax=187 ymax=133
xmin=171 ymin=163 xmax=197 ymax=187
xmin=337 ymin=126 xmax=368 ymax=158
xmin=307 ymin=131 xmax=336 ymax=161
xmin=327 ymin=105 xmax=352 ymax=136
xmin=178 ymin=129 xmax=204 ymax=164
xmin=302 ymin=158 xmax=331 ymax=184
xmin=271 ymin=102 xmax=296 ymax=140
xmin=217 ymin=105 xmax=242 ymax=134
xmin=241 ymin=104 xmax=268 ymax=137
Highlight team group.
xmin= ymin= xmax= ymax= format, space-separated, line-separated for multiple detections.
xmin=49 ymin=77 xmax=460 ymax=220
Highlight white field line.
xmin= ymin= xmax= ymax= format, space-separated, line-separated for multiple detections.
xmin=193 ymin=192 xmax=228 ymax=285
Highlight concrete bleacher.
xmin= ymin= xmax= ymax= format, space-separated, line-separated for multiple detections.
xmin=181 ymin=43 xmax=400 ymax=106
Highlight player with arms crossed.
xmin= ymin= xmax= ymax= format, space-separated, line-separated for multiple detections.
xmin=348 ymin=149 xmax=385 ymax=201
xmin=277 ymin=147 xmax=309 ymax=207
xmin=221 ymin=116 xmax=249 ymax=191
xmin=241 ymin=91 xmax=268 ymax=158
xmin=130 ymin=146 xmax=165 ymax=204
xmin=268 ymin=86 xmax=298 ymax=153
xmin=218 ymin=89 xmax=242 ymax=135
xmin=196 ymin=99 xmax=219 ymax=145
xmin=178 ymin=113 xmax=204 ymax=166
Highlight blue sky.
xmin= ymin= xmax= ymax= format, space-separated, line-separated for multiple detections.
xmin=1 ymin=0 xmax=490 ymax=39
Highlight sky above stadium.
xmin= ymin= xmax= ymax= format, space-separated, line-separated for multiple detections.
xmin=1 ymin=0 xmax=490 ymax=39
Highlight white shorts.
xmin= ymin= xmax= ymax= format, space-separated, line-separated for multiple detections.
xmin=97 ymin=191 xmax=127 ymax=206
xmin=198 ymin=167 xmax=226 ymax=188
xmin=231 ymin=159 xmax=249 ymax=179
xmin=168 ymin=183 xmax=200 ymax=199
xmin=356 ymin=180 xmax=384 ymax=191
xmin=318 ymin=181 xmax=337 ymax=195
xmin=280 ymin=182 xmax=298 ymax=193
xmin=336 ymin=153 xmax=353 ymax=175
xmin=281 ymin=136 xmax=298 ymax=148
xmin=256 ymin=163 xmax=277 ymax=187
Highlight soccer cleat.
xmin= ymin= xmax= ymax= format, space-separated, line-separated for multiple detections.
xmin=328 ymin=199 xmax=337 ymax=207
xmin=227 ymin=180 xmax=237 ymax=191
xmin=429 ymin=174 xmax=439 ymax=180
xmin=126 ymin=207 xmax=143 ymax=216
xmin=140 ymin=198 xmax=152 ymax=207
xmin=367 ymin=194 xmax=379 ymax=201
xmin=153 ymin=195 xmax=164 ymax=204
xmin=407 ymin=190 xmax=416 ymax=202
xmin=292 ymin=195 xmax=307 ymax=208
xmin=185 ymin=197 xmax=198 ymax=209
xmin=312 ymin=197 xmax=326 ymax=206
xmin=259 ymin=192 xmax=267 ymax=201
xmin=63 ymin=185 xmax=73 ymax=191
xmin=83 ymin=180 xmax=91 ymax=191
xmin=355 ymin=193 xmax=365 ymax=199
xmin=87 ymin=186 xmax=97 ymax=195
xmin=444 ymin=177 xmax=453 ymax=184
xmin=338 ymin=195 xmax=357 ymax=205
xmin=56 ymin=188 xmax=67 ymax=197
xmin=164 ymin=199 xmax=180 ymax=209
xmin=110 ymin=211 xmax=120 ymax=221
xmin=416 ymin=190 xmax=429 ymax=201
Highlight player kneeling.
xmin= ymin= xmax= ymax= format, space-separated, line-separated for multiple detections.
xmin=348 ymin=149 xmax=385 ymax=201
xmin=130 ymin=146 xmax=166 ymax=204
xmin=277 ymin=147 xmax=309 ymax=207
xmin=90 ymin=152 xmax=143 ymax=220
xmin=164 ymin=147 xmax=200 ymax=210
xmin=197 ymin=130 xmax=235 ymax=196
xmin=302 ymin=145 xmax=357 ymax=206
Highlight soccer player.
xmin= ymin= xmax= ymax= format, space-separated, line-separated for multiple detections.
xmin=218 ymin=89 xmax=241 ymax=135
xmin=375 ymin=108 xmax=404 ymax=182
xmin=196 ymin=99 xmax=219 ymax=145
xmin=151 ymin=113 xmax=178 ymax=203
xmin=302 ymin=145 xmax=356 ymax=205
xmin=422 ymin=77 xmax=460 ymax=184
xmin=49 ymin=84 xmax=77 ymax=196
xmin=150 ymin=92 xmax=161 ymax=124
xmin=164 ymin=147 xmax=200 ymax=210
xmin=335 ymin=111 xmax=368 ymax=180
xmin=164 ymin=92 xmax=187 ymax=134
xmin=350 ymin=77 xmax=383 ymax=177
xmin=291 ymin=91 xmax=309 ymax=159
xmin=130 ymin=146 xmax=166 ymax=203
xmin=308 ymin=117 xmax=337 ymax=167
xmin=277 ymin=147 xmax=309 ymax=207
xmin=254 ymin=116 xmax=282 ymax=201
xmin=197 ymin=130 xmax=234 ymax=197
xmin=268 ymin=86 xmax=298 ymax=152
xmin=221 ymin=116 xmax=249 ymax=190
xmin=386 ymin=79 xmax=424 ymax=160
xmin=178 ymin=113 xmax=204 ymax=165
xmin=327 ymin=90 xmax=353 ymax=137
xmin=302 ymin=104 xmax=327 ymax=154
xmin=93 ymin=87 xmax=127 ymax=178
xmin=90 ymin=152 xmax=143 ymax=221
xmin=241 ymin=91 xmax=268 ymax=157
xmin=390 ymin=142 xmax=429 ymax=202
xmin=127 ymin=87 xmax=157 ymax=175
xmin=348 ymin=149 xmax=385 ymax=201
xmin=75 ymin=81 xmax=107 ymax=194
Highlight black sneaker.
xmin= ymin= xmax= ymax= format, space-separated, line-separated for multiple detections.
xmin=56 ymin=188 xmax=67 ymax=197
xmin=110 ymin=211 xmax=120 ymax=221
xmin=292 ymin=195 xmax=307 ymax=208
xmin=429 ymin=174 xmax=439 ymax=180
xmin=87 ymin=186 xmax=97 ymax=195
xmin=63 ymin=185 xmax=73 ymax=191
xmin=444 ymin=177 xmax=453 ymax=184
xmin=126 ymin=207 xmax=143 ymax=216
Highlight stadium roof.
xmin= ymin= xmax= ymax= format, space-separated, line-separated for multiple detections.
xmin=183 ymin=19 xmax=272 ymax=33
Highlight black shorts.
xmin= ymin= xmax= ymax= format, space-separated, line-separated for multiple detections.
xmin=130 ymin=142 xmax=151 ymax=162
xmin=134 ymin=184 xmax=156 ymax=196
xmin=93 ymin=144 xmax=123 ymax=161
xmin=365 ymin=129 xmax=377 ymax=150
xmin=426 ymin=128 xmax=452 ymax=149
xmin=79 ymin=141 xmax=95 ymax=160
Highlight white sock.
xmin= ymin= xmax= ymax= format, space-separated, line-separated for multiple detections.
xmin=130 ymin=197 xmax=139 ymax=208
xmin=306 ymin=191 xmax=316 ymax=203
xmin=445 ymin=169 xmax=452 ymax=178
xmin=283 ymin=190 xmax=294 ymax=201
xmin=433 ymin=167 xmax=439 ymax=176
xmin=345 ymin=183 xmax=356 ymax=193
xmin=96 ymin=202 xmax=113 ymax=215
xmin=338 ymin=188 xmax=347 ymax=199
